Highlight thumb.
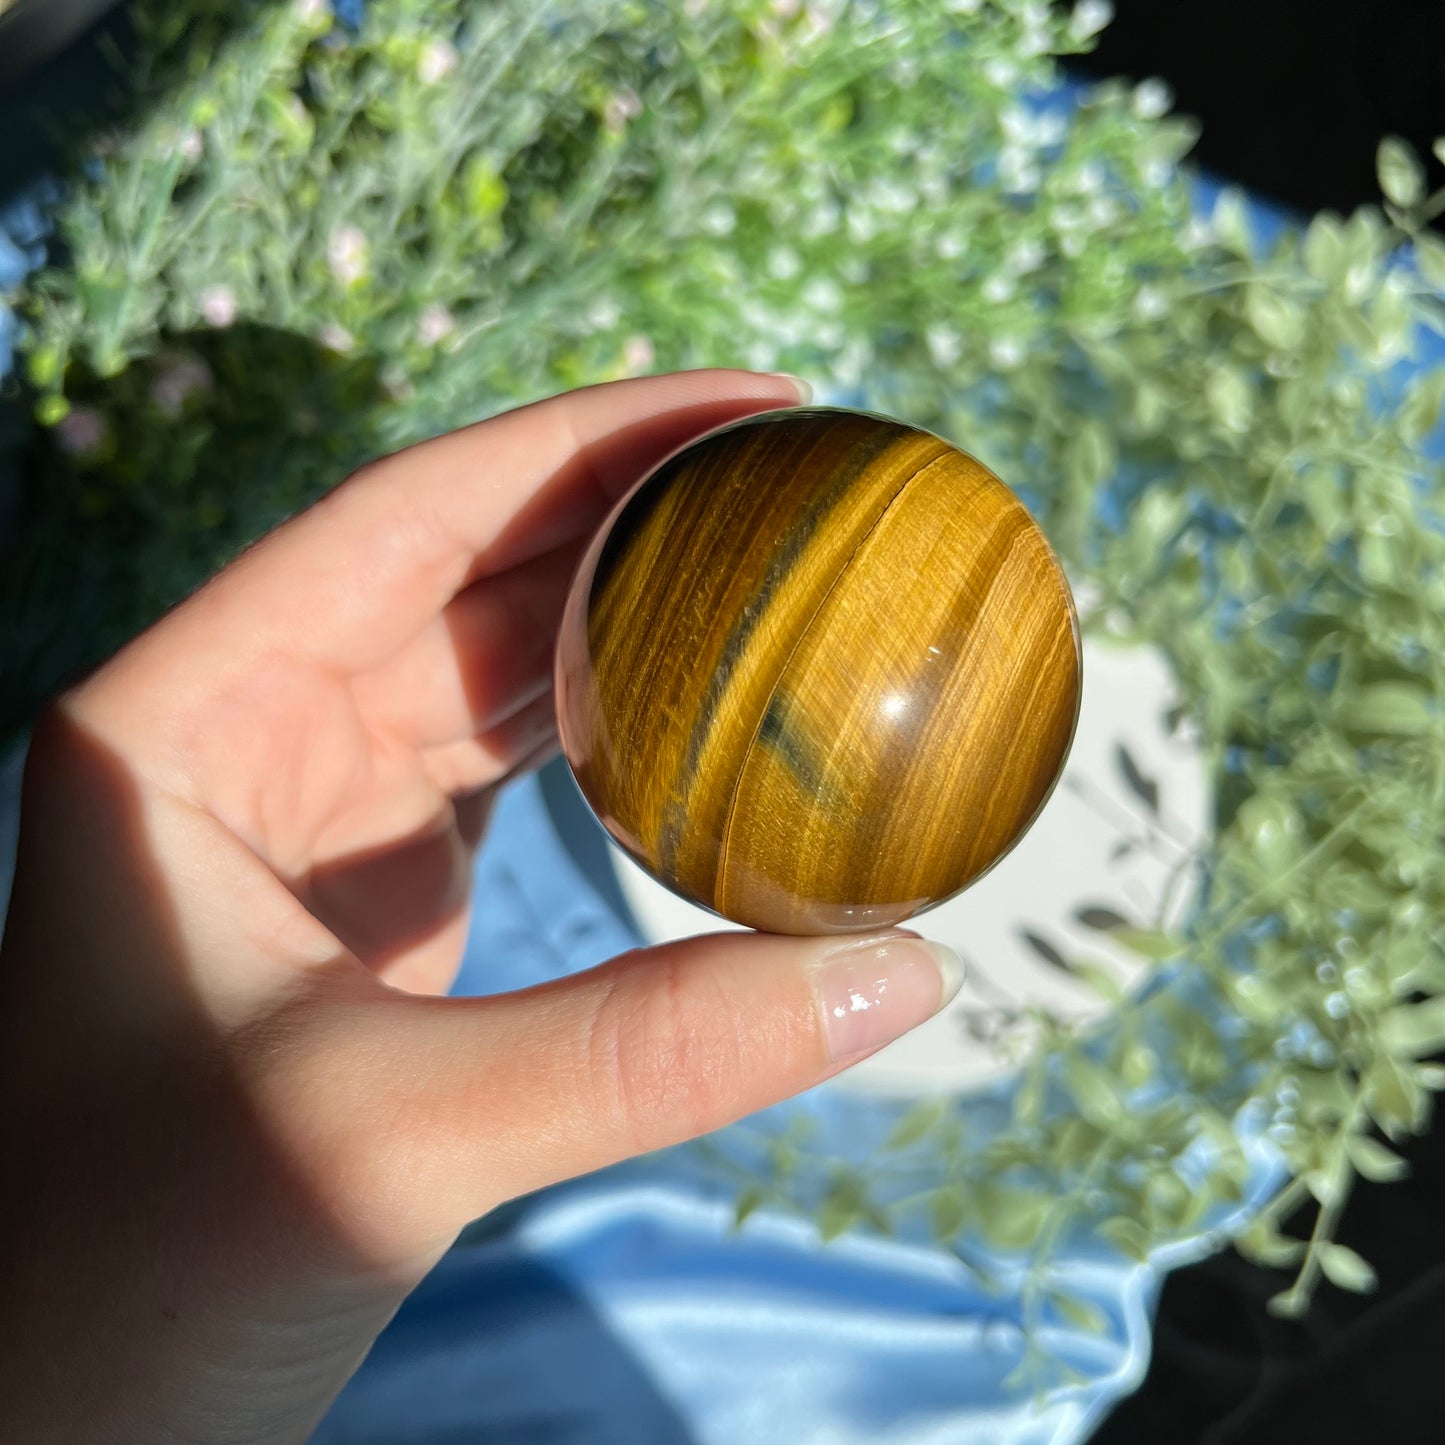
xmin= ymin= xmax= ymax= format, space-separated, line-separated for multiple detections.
xmin=390 ymin=929 xmax=963 ymax=1231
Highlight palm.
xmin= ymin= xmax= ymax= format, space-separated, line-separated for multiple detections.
xmin=107 ymin=377 xmax=796 ymax=999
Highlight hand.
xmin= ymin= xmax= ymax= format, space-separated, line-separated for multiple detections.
xmin=0 ymin=370 xmax=961 ymax=1444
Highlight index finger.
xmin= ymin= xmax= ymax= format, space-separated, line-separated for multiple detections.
xmin=203 ymin=369 xmax=808 ymax=674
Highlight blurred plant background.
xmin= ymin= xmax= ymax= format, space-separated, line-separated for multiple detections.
xmin=3 ymin=0 xmax=1445 ymax=1377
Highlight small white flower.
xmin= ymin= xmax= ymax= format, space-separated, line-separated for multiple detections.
xmin=1001 ymin=107 xmax=1034 ymax=144
xmin=1180 ymin=217 xmax=1214 ymax=251
xmin=1131 ymin=285 xmax=1167 ymax=321
xmin=1088 ymin=196 xmax=1120 ymax=228
xmin=1143 ymin=158 xmax=1174 ymax=189
xmin=770 ymin=0 xmax=801 ymax=16
xmin=802 ymin=276 xmax=843 ymax=314
xmin=1060 ymin=232 xmax=1086 ymax=258
xmin=1132 ymin=78 xmax=1173 ymax=120
xmin=149 ymin=354 xmax=215 ymax=417
xmin=179 ymin=128 xmax=204 ymax=164
xmin=294 ymin=0 xmax=329 ymax=24
xmin=1001 ymin=162 xmax=1041 ymax=195
xmin=327 ymin=224 xmax=369 ymax=288
xmin=802 ymin=199 xmax=841 ymax=237
xmin=683 ymin=0 xmax=709 ymax=15
xmin=319 ymin=322 xmax=355 ymax=353
xmin=55 ymin=406 xmax=108 ymax=455
xmin=925 ymin=324 xmax=962 ymax=367
xmin=199 ymin=285 xmax=236 ymax=328
xmin=988 ymin=335 xmax=1026 ymax=370
xmin=984 ymin=57 xmax=1017 ymax=89
xmin=1035 ymin=111 xmax=1068 ymax=148
xmin=701 ymin=201 xmax=736 ymax=236
xmin=768 ymin=246 xmax=803 ymax=281
xmin=1069 ymin=0 xmax=1114 ymax=42
xmin=602 ymin=87 xmax=643 ymax=133
xmin=622 ymin=334 xmax=655 ymax=373
xmin=1004 ymin=237 xmax=1045 ymax=274
xmin=1072 ymin=162 xmax=1106 ymax=195
xmin=417 ymin=39 xmax=458 ymax=84
xmin=935 ymin=232 xmax=966 ymax=260
xmin=982 ymin=273 xmax=1016 ymax=304
xmin=416 ymin=304 xmax=456 ymax=347
xmin=869 ymin=178 xmax=916 ymax=214
xmin=586 ymin=297 xmax=622 ymax=331
xmin=381 ymin=365 xmax=414 ymax=402
xmin=945 ymin=0 xmax=982 ymax=13
xmin=799 ymin=5 xmax=834 ymax=41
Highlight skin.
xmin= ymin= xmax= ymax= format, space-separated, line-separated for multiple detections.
xmin=0 ymin=371 xmax=953 ymax=1445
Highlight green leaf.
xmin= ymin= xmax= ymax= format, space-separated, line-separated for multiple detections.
xmin=1237 ymin=1218 xmax=1306 ymax=1269
xmin=1345 ymin=1133 xmax=1409 ymax=1183
xmin=1064 ymin=1051 xmax=1124 ymax=1128
xmin=1303 ymin=213 xmax=1347 ymax=284
xmin=1364 ymin=1056 xmax=1425 ymax=1137
xmin=1111 ymin=927 xmax=1182 ymax=961
xmin=1377 ymin=137 xmax=1425 ymax=209
xmin=734 ymin=1186 xmax=766 ymax=1227
xmin=930 ymin=1185 xmax=970 ymax=1240
xmin=977 ymin=1184 xmax=1050 ymax=1251
xmin=1398 ymin=369 xmax=1445 ymax=444
xmin=1319 ymin=1241 xmax=1378 ymax=1294
xmin=1205 ymin=364 xmax=1253 ymax=433
xmin=885 ymin=1098 xmax=948 ymax=1151
xmin=1378 ymin=996 xmax=1445 ymax=1058
xmin=1066 ymin=417 xmax=1116 ymax=490
xmin=1097 ymin=1215 xmax=1152 ymax=1261
xmin=1338 ymin=681 xmax=1433 ymax=736
xmin=1245 ymin=284 xmax=1303 ymax=349
xmin=818 ymin=1175 xmax=865 ymax=1241
xmin=1212 ymin=187 xmax=1253 ymax=256
xmin=1052 ymin=1291 xmax=1109 ymax=1335
xmin=1415 ymin=233 xmax=1445 ymax=292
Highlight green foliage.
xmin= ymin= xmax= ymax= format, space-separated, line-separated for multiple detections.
xmin=5 ymin=0 xmax=1445 ymax=1380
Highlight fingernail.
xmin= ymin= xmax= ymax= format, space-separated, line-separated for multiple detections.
xmin=769 ymin=372 xmax=814 ymax=405
xmin=813 ymin=935 xmax=964 ymax=1065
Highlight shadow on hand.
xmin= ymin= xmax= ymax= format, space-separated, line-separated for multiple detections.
xmin=0 ymin=706 xmax=697 ymax=1443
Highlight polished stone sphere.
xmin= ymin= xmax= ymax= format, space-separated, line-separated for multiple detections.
xmin=555 ymin=406 xmax=1081 ymax=935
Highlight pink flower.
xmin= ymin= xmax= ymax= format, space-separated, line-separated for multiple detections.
xmin=622 ymin=335 xmax=655 ymax=374
xmin=55 ymin=407 xmax=109 ymax=455
xmin=149 ymin=354 xmax=215 ymax=417
xmin=179 ymin=129 xmax=204 ymax=164
xmin=418 ymin=39 xmax=458 ymax=83
xmin=199 ymin=285 xmax=236 ymax=328
xmin=602 ymin=88 xmax=643 ymax=134
xmin=416 ymin=305 xmax=456 ymax=346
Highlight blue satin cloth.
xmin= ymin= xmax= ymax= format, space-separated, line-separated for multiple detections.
xmin=312 ymin=767 xmax=1285 ymax=1445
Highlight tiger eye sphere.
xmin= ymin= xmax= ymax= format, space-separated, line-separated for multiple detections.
xmin=555 ymin=406 xmax=1081 ymax=935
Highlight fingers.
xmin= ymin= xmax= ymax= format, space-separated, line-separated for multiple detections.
xmin=352 ymin=542 xmax=579 ymax=750
xmin=189 ymin=370 xmax=808 ymax=677
xmin=419 ymin=690 xmax=558 ymax=796
xmin=379 ymin=930 xmax=964 ymax=1237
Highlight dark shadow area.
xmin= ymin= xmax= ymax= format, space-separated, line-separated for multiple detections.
xmin=0 ymin=322 xmax=384 ymax=739
xmin=1066 ymin=0 xmax=1445 ymax=227
xmin=0 ymin=699 xmax=694 ymax=1444
xmin=0 ymin=710 xmax=399 ymax=1438
xmin=1096 ymin=1085 xmax=1445 ymax=1444
xmin=313 ymin=1249 xmax=698 ymax=1445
